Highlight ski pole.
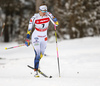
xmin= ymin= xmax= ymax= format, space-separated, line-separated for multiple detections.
xmin=54 ymin=24 xmax=61 ymax=77
xmin=0 ymin=23 xmax=5 ymax=36
xmin=47 ymin=14 xmax=61 ymax=77
xmin=5 ymin=44 xmax=26 ymax=50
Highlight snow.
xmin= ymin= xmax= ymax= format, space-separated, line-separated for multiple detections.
xmin=0 ymin=37 xmax=100 ymax=86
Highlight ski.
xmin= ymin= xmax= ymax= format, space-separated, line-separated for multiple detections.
xmin=27 ymin=65 xmax=52 ymax=78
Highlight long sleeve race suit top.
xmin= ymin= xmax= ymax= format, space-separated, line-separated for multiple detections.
xmin=27 ymin=12 xmax=55 ymax=38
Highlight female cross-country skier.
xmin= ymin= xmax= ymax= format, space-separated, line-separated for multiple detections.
xmin=25 ymin=4 xmax=59 ymax=77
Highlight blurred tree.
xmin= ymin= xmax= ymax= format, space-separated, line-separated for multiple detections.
xmin=64 ymin=0 xmax=99 ymax=38
xmin=93 ymin=0 xmax=100 ymax=36
xmin=36 ymin=0 xmax=43 ymax=12
xmin=0 ymin=0 xmax=23 ymax=42
xmin=0 ymin=0 xmax=100 ymax=42
xmin=0 ymin=0 xmax=35 ymax=42
xmin=18 ymin=0 xmax=35 ymax=43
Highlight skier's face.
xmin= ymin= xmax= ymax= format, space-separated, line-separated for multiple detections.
xmin=39 ymin=10 xmax=47 ymax=16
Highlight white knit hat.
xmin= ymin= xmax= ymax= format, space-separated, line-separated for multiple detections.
xmin=39 ymin=5 xmax=47 ymax=11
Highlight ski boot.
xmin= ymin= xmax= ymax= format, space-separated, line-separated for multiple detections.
xmin=34 ymin=69 xmax=39 ymax=77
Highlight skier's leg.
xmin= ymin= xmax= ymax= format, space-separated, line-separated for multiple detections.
xmin=34 ymin=49 xmax=40 ymax=77
xmin=34 ymin=49 xmax=40 ymax=70
xmin=32 ymin=37 xmax=41 ymax=77
xmin=40 ymin=37 xmax=47 ymax=60
xmin=32 ymin=37 xmax=40 ymax=70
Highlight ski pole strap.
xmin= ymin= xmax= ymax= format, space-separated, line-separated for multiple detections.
xmin=5 ymin=44 xmax=25 ymax=50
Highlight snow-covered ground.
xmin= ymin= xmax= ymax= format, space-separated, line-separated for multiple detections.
xmin=0 ymin=37 xmax=100 ymax=86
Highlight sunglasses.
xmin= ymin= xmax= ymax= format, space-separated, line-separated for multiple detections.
xmin=41 ymin=10 xmax=47 ymax=13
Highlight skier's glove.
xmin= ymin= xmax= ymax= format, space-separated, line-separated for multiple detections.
xmin=25 ymin=39 xmax=30 ymax=47
xmin=55 ymin=21 xmax=59 ymax=26
xmin=53 ymin=17 xmax=59 ymax=26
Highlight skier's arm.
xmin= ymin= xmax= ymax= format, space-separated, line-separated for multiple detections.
xmin=27 ymin=16 xmax=35 ymax=38
xmin=46 ymin=12 xmax=59 ymax=26
xmin=25 ymin=16 xmax=35 ymax=46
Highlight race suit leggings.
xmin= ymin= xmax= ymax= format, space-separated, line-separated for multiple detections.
xmin=32 ymin=36 xmax=47 ymax=70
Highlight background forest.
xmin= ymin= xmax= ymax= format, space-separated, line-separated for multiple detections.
xmin=0 ymin=0 xmax=100 ymax=43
